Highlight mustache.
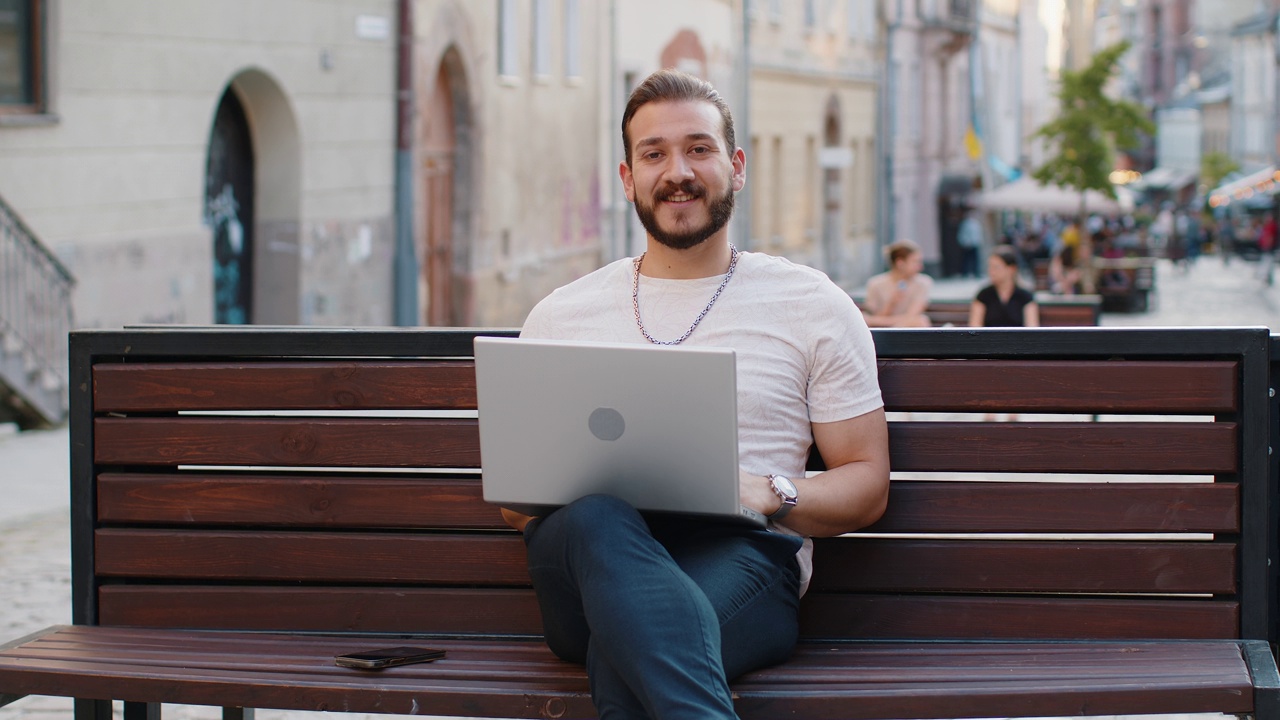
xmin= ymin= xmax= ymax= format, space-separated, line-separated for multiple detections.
xmin=654 ymin=180 xmax=705 ymax=202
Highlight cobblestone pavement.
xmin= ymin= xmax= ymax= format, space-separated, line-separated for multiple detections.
xmin=3 ymin=255 xmax=1272 ymax=720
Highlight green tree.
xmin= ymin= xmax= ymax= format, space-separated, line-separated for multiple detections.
xmin=1033 ymin=41 xmax=1154 ymax=292
xmin=1200 ymin=151 xmax=1240 ymax=192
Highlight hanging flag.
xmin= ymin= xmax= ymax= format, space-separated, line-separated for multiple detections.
xmin=964 ymin=125 xmax=984 ymax=160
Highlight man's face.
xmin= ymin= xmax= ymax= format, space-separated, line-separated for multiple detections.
xmin=620 ymin=100 xmax=745 ymax=250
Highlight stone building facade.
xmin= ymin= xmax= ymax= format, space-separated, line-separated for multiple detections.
xmin=745 ymin=0 xmax=881 ymax=286
xmin=0 ymin=0 xmax=401 ymax=329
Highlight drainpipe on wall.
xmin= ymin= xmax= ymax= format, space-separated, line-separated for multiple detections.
xmin=878 ymin=0 xmax=904 ymax=253
xmin=392 ymin=0 xmax=419 ymax=326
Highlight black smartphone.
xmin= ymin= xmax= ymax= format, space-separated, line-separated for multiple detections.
xmin=333 ymin=646 xmax=446 ymax=670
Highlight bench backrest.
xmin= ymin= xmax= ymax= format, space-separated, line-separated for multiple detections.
xmin=70 ymin=327 xmax=1275 ymax=645
xmin=922 ymin=298 xmax=1100 ymax=327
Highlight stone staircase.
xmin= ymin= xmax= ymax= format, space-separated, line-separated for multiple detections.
xmin=0 ymin=195 xmax=74 ymax=429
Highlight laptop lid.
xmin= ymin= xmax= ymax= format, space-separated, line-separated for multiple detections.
xmin=474 ymin=336 xmax=762 ymax=525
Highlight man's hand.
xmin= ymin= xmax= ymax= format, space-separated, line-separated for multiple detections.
xmin=501 ymin=507 xmax=535 ymax=533
xmin=740 ymin=469 xmax=782 ymax=518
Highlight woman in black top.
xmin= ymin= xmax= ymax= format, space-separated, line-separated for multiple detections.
xmin=969 ymin=245 xmax=1040 ymax=327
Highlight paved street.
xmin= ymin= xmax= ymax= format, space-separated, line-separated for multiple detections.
xmin=1 ymin=254 xmax=1277 ymax=720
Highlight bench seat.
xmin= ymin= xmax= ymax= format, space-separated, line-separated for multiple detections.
xmin=1 ymin=626 xmax=1269 ymax=720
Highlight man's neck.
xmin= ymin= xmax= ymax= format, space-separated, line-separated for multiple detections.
xmin=638 ymin=237 xmax=734 ymax=280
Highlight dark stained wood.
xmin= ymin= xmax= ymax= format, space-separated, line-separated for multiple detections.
xmin=93 ymin=528 xmax=1235 ymax=595
xmin=34 ymin=327 xmax=1276 ymax=720
xmin=809 ymin=538 xmax=1238 ymax=594
xmin=94 ymin=530 xmax=530 ymax=585
xmin=878 ymin=360 xmax=1237 ymax=413
xmin=97 ymin=587 xmax=545 ymax=635
xmin=93 ymin=361 xmax=479 ymax=412
xmin=95 ymin=585 xmax=1240 ymax=641
xmin=867 ymin=481 xmax=1240 ymax=533
xmin=798 ymin=594 xmax=1240 ymax=640
xmin=0 ymin=626 xmax=1255 ymax=720
xmin=96 ymin=473 xmax=506 ymax=529
xmin=93 ymin=418 xmax=1237 ymax=474
xmin=96 ymin=474 xmax=1239 ymax=534
xmin=93 ymin=417 xmax=481 ymax=468
xmin=889 ymin=421 xmax=1236 ymax=474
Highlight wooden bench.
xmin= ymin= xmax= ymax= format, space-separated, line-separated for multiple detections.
xmin=921 ymin=296 xmax=1101 ymax=327
xmin=851 ymin=294 xmax=1101 ymax=327
xmin=0 ymin=326 xmax=1277 ymax=720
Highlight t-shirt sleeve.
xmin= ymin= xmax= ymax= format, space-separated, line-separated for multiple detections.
xmin=806 ymin=283 xmax=883 ymax=424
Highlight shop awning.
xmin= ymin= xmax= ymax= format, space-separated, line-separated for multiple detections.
xmin=970 ymin=176 xmax=1134 ymax=216
xmin=1134 ymin=166 xmax=1198 ymax=191
xmin=1208 ymin=166 xmax=1278 ymax=208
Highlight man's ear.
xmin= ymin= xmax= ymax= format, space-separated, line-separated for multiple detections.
xmin=731 ymin=147 xmax=746 ymax=192
xmin=619 ymin=160 xmax=636 ymax=202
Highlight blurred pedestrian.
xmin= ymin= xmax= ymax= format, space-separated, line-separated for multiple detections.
xmin=969 ymin=245 xmax=1040 ymax=327
xmin=957 ymin=208 xmax=984 ymax=278
xmin=863 ymin=239 xmax=933 ymax=327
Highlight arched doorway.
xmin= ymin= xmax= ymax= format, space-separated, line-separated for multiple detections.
xmin=420 ymin=48 xmax=474 ymax=326
xmin=821 ymin=97 xmax=843 ymax=281
xmin=206 ymin=88 xmax=254 ymax=324
xmin=205 ymin=70 xmax=301 ymax=325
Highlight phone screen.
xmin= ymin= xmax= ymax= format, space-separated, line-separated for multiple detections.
xmin=334 ymin=646 xmax=446 ymax=669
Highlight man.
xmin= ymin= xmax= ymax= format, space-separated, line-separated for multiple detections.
xmin=956 ymin=208 xmax=984 ymax=278
xmin=502 ymin=69 xmax=890 ymax=720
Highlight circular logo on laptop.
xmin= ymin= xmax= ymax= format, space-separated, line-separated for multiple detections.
xmin=588 ymin=407 xmax=625 ymax=441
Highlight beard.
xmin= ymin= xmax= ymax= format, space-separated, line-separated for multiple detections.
xmin=634 ymin=179 xmax=735 ymax=251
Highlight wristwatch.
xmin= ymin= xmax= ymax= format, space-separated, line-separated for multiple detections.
xmin=767 ymin=474 xmax=798 ymax=520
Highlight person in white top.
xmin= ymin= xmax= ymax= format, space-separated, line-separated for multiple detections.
xmin=503 ymin=69 xmax=889 ymax=720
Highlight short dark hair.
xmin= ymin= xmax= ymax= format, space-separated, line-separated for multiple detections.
xmin=621 ymin=69 xmax=735 ymax=166
xmin=991 ymin=244 xmax=1019 ymax=267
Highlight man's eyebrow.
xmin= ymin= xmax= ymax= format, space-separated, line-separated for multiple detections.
xmin=634 ymin=132 xmax=722 ymax=152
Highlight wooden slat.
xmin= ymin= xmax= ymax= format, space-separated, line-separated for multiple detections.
xmin=96 ymin=473 xmax=506 ymax=529
xmin=94 ymin=417 xmax=481 ymax=468
xmin=97 ymin=587 xmax=545 ymax=635
xmin=94 ymin=530 xmax=529 ymax=585
xmin=809 ymin=538 xmax=1238 ymax=594
xmin=798 ymin=594 xmax=1240 ymax=640
xmin=95 ymin=586 xmax=1240 ymax=641
xmin=93 ymin=361 xmax=478 ymax=412
xmin=96 ymin=474 xmax=1240 ymax=534
xmin=94 ymin=418 xmax=1237 ymax=474
xmin=94 ymin=529 xmax=1236 ymax=595
xmin=879 ymin=360 xmax=1237 ymax=413
xmin=889 ymin=421 xmax=1237 ymax=474
xmin=867 ymin=481 xmax=1240 ymax=533
xmin=0 ymin=627 xmax=1254 ymax=720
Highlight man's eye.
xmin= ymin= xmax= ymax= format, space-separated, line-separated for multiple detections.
xmin=691 ymin=146 xmax=709 ymax=154
xmin=644 ymin=151 xmax=662 ymax=160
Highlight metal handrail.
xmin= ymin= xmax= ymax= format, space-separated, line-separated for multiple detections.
xmin=0 ymin=193 xmax=75 ymax=422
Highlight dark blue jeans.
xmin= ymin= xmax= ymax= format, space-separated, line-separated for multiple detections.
xmin=523 ymin=494 xmax=804 ymax=720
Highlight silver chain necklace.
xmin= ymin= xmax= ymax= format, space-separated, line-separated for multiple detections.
xmin=632 ymin=245 xmax=739 ymax=345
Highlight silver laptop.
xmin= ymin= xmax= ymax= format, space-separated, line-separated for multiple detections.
xmin=474 ymin=336 xmax=766 ymax=526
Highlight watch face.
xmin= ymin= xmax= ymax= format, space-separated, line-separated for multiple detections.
xmin=772 ymin=475 xmax=798 ymax=499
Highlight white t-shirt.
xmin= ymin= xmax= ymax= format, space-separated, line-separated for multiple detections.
xmin=521 ymin=250 xmax=883 ymax=592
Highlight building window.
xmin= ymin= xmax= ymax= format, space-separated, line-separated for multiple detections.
xmin=498 ymin=0 xmax=519 ymax=78
xmin=0 ymin=0 xmax=42 ymax=110
xmin=564 ymin=0 xmax=580 ymax=79
xmin=532 ymin=0 xmax=551 ymax=78
xmin=804 ymin=0 xmax=817 ymax=29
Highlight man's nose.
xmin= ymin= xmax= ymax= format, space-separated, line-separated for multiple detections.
xmin=665 ymin=154 xmax=695 ymax=181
